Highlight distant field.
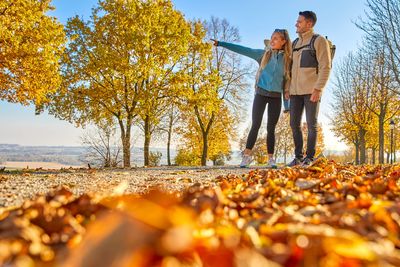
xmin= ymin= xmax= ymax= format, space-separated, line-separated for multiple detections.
xmin=1 ymin=161 xmax=84 ymax=170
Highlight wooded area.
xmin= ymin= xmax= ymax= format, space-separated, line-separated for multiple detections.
xmin=1 ymin=0 xmax=399 ymax=167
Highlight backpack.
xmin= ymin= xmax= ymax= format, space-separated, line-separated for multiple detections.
xmin=292 ymin=34 xmax=336 ymax=72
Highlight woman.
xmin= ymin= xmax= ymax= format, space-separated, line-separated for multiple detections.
xmin=212 ymin=29 xmax=291 ymax=168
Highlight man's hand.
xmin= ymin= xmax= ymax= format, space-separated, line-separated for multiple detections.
xmin=210 ymin=39 xmax=218 ymax=46
xmin=310 ymin=89 xmax=321 ymax=102
xmin=284 ymin=91 xmax=290 ymax=100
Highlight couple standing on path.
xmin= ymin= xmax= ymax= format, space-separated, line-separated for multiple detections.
xmin=212 ymin=11 xmax=332 ymax=168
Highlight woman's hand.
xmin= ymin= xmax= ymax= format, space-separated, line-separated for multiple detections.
xmin=210 ymin=39 xmax=218 ymax=46
xmin=284 ymin=91 xmax=290 ymax=100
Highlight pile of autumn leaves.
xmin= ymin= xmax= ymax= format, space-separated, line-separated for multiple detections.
xmin=1 ymin=160 xmax=400 ymax=267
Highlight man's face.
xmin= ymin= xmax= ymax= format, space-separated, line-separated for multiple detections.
xmin=295 ymin=15 xmax=313 ymax=34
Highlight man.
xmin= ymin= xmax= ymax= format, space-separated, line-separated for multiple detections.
xmin=285 ymin=11 xmax=332 ymax=167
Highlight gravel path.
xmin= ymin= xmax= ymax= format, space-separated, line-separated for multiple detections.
xmin=0 ymin=166 xmax=254 ymax=208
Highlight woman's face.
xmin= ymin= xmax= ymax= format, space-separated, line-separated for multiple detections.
xmin=270 ymin=32 xmax=286 ymax=50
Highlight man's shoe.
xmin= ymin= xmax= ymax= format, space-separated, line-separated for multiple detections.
xmin=266 ymin=158 xmax=278 ymax=169
xmin=287 ymin=158 xmax=302 ymax=167
xmin=240 ymin=154 xmax=253 ymax=168
xmin=301 ymin=157 xmax=314 ymax=167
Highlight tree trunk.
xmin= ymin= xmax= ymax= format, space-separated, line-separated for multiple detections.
xmin=201 ymin=131 xmax=208 ymax=166
xmin=378 ymin=115 xmax=385 ymax=163
xmin=200 ymin=115 xmax=215 ymax=166
xmin=355 ymin=145 xmax=359 ymax=165
xmin=359 ymin=128 xmax=366 ymax=164
xmin=105 ymin=135 xmax=111 ymax=167
xmin=167 ymin=133 xmax=172 ymax=166
xmin=144 ymin=115 xmax=151 ymax=166
xmin=386 ymin=152 xmax=390 ymax=164
xmin=167 ymin=114 xmax=173 ymax=166
xmin=394 ymin=131 xmax=397 ymax=162
xmin=194 ymin=106 xmax=215 ymax=167
xmin=119 ymin=119 xmax=131 ymax=168
xmin=354 ymin=137 xmax=360 ymax=165
xmin=372 ymin=147 xmax=376 ymax=165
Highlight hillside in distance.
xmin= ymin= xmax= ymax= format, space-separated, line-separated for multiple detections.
xmin=0 ymin=144 xmax=179 ymax=167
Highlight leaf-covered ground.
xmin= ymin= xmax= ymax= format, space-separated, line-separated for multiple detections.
xmin=1 ymin=159 xmax=400 ymax=267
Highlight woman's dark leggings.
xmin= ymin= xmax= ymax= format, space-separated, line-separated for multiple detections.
xmin=245 ymin=94 xmax=281 ymax=154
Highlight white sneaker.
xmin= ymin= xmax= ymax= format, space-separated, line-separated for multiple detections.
xmin=266 ymin=158 xmax=277 ymax=169
xmin=240 ymin=154 xmax=252 ymax=168
xmin=301 ymin=157 xmax=313 ymax=167
xmin=287 ymin=157 xmax=302 ymax=167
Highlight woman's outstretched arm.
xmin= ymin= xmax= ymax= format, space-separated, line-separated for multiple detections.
xmin=211 ymin=39 xmax=264 ymax=62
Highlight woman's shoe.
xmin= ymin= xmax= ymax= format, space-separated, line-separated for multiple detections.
xmin=240 ymin=154 xmax=253 ymax=168
xmin=266 ymin=158 xmax=277 ymax=169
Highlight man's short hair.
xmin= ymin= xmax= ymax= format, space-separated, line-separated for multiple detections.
xmin=299 ymin=11 xmax=317 ymax=26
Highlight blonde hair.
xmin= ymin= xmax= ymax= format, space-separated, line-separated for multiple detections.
xmin=256 ymin=29 xmax=292 ymax=89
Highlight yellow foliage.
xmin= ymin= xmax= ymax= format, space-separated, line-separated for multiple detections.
xmin=0 ymin=0 xmax=65 ymax=106
xmin=49 ymin=0 xmax=192 ymax=124
xmin=45 ymin=0 xmax=193 ymax=166
xmin=175 ymin=21 xmax=241 ymax=166
xmin=176 ymin=103 xmax=235 ymax=165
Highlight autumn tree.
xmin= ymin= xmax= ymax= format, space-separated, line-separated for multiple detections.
xmin=365 ymin=116 xmax=379 ymax=164
xmin=134 ymin=1 xmax=191 ymax=166
xmin=394 ymin=116 xmax=400 ymax=162
xmin=177 ymin=19 xmax=247 ymax=166
xmin=46 ymin=0 xmax=191 ymax=167
xmin=158 ymin=104 xmax=181 ymax=166
xmin=206 ymin=105 xmax=235 ymax=165
xmin=330 ymin=110 xmax=361 ymax=164
xmin=177 ymin=103 xmax=235 ymax=166
xmin=183 ymin=18 xmax=249 ymax=166
xmin=330 ymin=52 xmax=374 ymax=164
xmin=332 ymin=40 xmax=400 ymax=164
xmin=0 ymin=0 xmax=65 ymax=106
xmin=353 ymin=0 xmax=400 ymax=164
xmin=356 ymin=0 xmax=400 ymax=95
xmin=360 ymin=42 xmax=400 ymax=163
xmin=176 ymin=21 xmax=219 ymax=166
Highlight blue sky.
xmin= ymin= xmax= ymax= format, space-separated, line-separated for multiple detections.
xmin=0 ymin=0 xmax=366 ymax=149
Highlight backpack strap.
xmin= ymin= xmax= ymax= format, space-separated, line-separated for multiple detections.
xmin=310 ymin=34 xmax=319 ymax=74
xmin=293 ymin=44 xmax=310 ymax=52
xmin=292 ymin=38 xmax=300 ymax=52
xmin=292 ymin=34 xmax=319 ymax=52
xmin=309 ymin=34 xmax=319 ymax=52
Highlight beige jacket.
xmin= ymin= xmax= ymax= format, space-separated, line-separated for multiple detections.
xmin=289 ymin=30 xmax=331 ymax=95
